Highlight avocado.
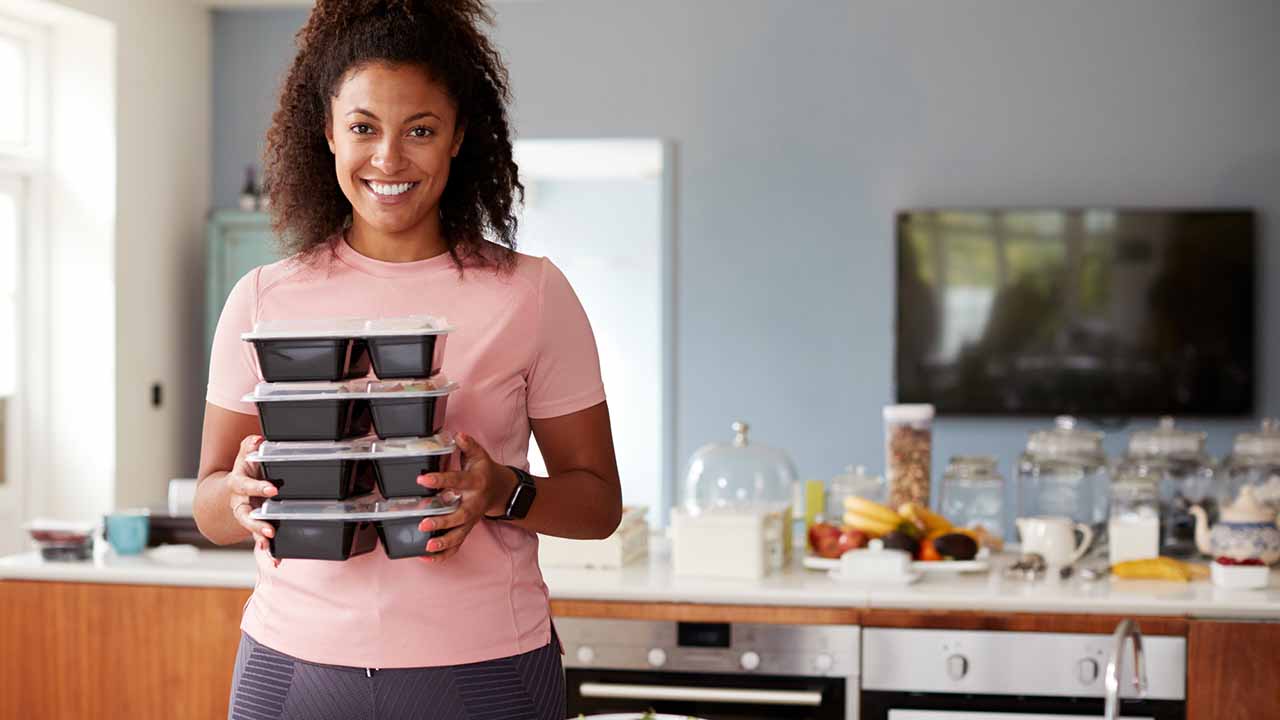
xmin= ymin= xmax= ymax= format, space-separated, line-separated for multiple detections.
xmin=934 ymin=532 xmax=979 ymax=561
xmin=881 ymin=530 xmax=919 ymax=556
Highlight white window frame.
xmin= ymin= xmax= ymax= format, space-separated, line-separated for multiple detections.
xmin=0 ymin=12 xmax=49 ymax=553
xmin=0 ymin=13 xmax=49 ymax=168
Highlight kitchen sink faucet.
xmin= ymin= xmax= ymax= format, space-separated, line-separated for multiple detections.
xmin=1104 ymin=619 xmax=1148 ymax=720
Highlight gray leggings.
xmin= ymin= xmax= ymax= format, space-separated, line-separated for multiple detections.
xmin=228 ymin=632 xmax=565 ymax=720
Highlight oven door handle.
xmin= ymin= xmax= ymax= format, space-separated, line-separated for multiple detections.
xmin=577 ymin=681 xmax=824 ymax=706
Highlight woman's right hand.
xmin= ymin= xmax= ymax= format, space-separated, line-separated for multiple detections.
xmin=226 ymin=434 xmax=278 ymax=552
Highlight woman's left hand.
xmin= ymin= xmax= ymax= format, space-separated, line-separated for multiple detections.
xmin=415 ymin=432 xmax=517 ymax=563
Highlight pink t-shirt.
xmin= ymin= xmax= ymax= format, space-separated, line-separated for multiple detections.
xmin=206 ymin=236 xmax=605 ymax=668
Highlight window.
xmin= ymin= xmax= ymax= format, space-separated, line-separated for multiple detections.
xmin=0 ymin=176 xmax=17 ymax=488
xmin=0 ymin=13 xmax=45 ymax=509
xmin=514 ymin=139 xmax=675 ymax=526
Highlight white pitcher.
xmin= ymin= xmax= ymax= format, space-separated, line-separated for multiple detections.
xmin=1016 ymin=515 xmax=1094 ymax=566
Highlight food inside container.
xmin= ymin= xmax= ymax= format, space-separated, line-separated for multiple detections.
xmin=243 ymin=381 xmax=372 ymax=442
xmin=368 ymin=434 xmax=456 ymax=497
xmin=247 ymin=439 xmax=378 ymax=500
xmin=25 ymin=519 xmax=96 ymax=562
xmin=251 ymin=493 xmax=460 ymax=560
xmin=241 ymin=318 xmax=371 ymax=383
xmin=361 ymin=315 xmax=452 ymax=380
xmin=357 ymin=377 xmax=458 ymax=439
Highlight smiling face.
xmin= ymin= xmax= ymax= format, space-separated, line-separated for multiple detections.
xmin=325 ymin=62 xmax=465 ymax=242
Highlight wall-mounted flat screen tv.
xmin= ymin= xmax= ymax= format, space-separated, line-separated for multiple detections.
xmin=895 ymin=209 xmax=1256 ymax=416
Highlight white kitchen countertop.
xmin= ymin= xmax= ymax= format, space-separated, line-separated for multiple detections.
xmin=2 ymin=539 xmax=1278 ymax=620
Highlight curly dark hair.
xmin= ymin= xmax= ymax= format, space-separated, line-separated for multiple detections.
xmin=263 ymin=0 xmax=522 ymax=271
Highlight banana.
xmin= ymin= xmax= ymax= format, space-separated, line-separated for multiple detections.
xmin=898 ymin=503 xmax=952 ymax=534
xmin=1111 ymin=557 xmax=1194 ymax=582
xmin=843 ymin=496 xmax=901 ymax=526
xmin=842 ymin=511 xmax=899 ymax=537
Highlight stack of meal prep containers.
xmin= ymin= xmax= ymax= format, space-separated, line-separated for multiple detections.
xmin=239 ymin=317 xmax=461 ymax=560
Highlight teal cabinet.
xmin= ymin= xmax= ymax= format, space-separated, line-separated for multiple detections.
xmin=204 ymin=209 xmax=282 ymax=366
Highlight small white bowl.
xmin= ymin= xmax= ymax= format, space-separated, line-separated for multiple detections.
xmin=1210 ymin=561 xmax=1271 ymax=590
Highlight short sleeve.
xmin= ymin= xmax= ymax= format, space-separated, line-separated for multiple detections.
xmin=526 ymin=258 xmax=606 ymax=419
xmin=206 ymin=269 xmax=262 ymax=414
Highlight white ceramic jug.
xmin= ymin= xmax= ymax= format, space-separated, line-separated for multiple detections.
xmin=1016 ymin=515 xmax=1094 ymax=566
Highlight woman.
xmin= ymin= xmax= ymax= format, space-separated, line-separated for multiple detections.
xmin=195 ymin=1 xmax=622 ymax=717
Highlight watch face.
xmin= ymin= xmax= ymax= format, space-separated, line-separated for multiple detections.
xmin=508 ymin=483 xmax=536 ymax=519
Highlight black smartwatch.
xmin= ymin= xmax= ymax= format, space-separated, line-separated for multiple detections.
xmin=491 ymin=465 xmax=537 ymax=520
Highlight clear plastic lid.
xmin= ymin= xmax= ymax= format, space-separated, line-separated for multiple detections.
xmin=942 ymin=455 xmax=1003 ymax=483
xmin=682 ymin=421 xmax=798 ymax=513
xmin=243 ymin=377 xmax=458 ymax=403
xmin=248 ymin=438 xmax=373 ymax=463
xmin=241 ymin=317 xmax=367 ymax=340
xmin=241 ymin=315 xmax=453 ymax=340
xmin=251 ymin=492 xmax=461 ymax=521
xmin=1126 ymin=416 xmax=1207 ymax=460
xmin=369 ymin=433 xmax=455 ymax=457
xmin=361 ymin=315 xmax=453 ymax=337
xmin=248 ymin=434 xmax=456 ymax=463
xmin=1229 ymin=418 xmax=1280 ymax=462
xmin=358 ymin=377 xmax=459 ymax=398
xmin=1024 ymin=416 xmax=1105 ymax=463
xmin=243 ymin=381 xmax=355 ymax=403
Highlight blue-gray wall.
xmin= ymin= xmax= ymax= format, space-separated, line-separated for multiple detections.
xmin=212 ymin=1 xmax=1280 ymax=514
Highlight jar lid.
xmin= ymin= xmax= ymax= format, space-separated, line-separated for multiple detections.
xmin=1230 ymin=418 xmax=1280 ymax=461
xmin=883 ymin=404 xmax=935 ymax=423
xmin=1126 ymin=416 xmax=1207 ymax=460
xmin=1111 ymin=462 xmax=1161 ymax=487
xmin=1025 ymin=416 xmax=1105 ymax=462
xmin=942 ymin=455 xmax=1002 ymax=481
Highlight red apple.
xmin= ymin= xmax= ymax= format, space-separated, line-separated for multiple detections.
xmin=835 ymin=528 xmax=868 ymax=556
xmin=808 ymin=522 xmax=842 ymax=558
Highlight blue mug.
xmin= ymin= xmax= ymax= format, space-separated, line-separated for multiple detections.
xmin=106 ymin=510 xmax=150 ymax=556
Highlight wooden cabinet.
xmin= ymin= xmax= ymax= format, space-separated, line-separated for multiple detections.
xmin=0 ymin=581 xmax=251 ymax=720
xmin=3 ymin=581 xmax=1276 ymax=720
xmin=1187 ymin=620 xmax=1280 ymax=720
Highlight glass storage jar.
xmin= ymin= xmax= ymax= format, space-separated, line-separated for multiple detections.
xmin=884 ymin=404 xmax=934 ymax=508
xmin=1115 ymin=416 xmax=1216 ymax=558
xmin=1016 ymin=416 xmax=1110 ymax=546
xmin=1107 ymin=468 xmax=1161 ymax=565
xmin=1222 ymin=418 xmax=1280 ymax=515
xmin=826 ymin=465 xmax=887 ymax=524
xmin=939 ymin=455 xmax=1005 ymax=540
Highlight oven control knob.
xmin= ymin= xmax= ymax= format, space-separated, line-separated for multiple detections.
xmin=647 ymin=648 xmax=667 ymax=668
xmin=576 ymin=646 xmax=595 ymax=665
xmin=814 ymin=653 xmax=834 ymax=673
xmin=946 ymin=654 xmax=969 ymax=680
xmin=1078 ymin=658 xmax=1100 ymax=684
xmin=740 ymin=651 xmax=761 ymax=671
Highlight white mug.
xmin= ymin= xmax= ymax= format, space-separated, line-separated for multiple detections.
xmin=1016 ymin=515 xmax=1094 ymax=566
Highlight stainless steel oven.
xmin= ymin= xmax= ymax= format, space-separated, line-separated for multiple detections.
xmin=557 ymin=617 xmax=860 ymax=719
xmin=860 ymin=628 xmax=1186 ymax=720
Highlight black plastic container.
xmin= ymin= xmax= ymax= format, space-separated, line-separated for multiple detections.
xmin=371 ymin=453 xmax=448 ymax=497
xmin=257 ymin=398 xmax=371 ymax=442
xmin=368 ymin=395 xmax=449 ymax=439
xmin=261 ymin=458 xmax=376 ymax=500
xmin=375 ymin=518 xmax=448 ymax=559
xmin=248 ymin=439 xmax=379 ymax=501
xmin=245 ymin=383 xmax=375 ymax=442
xmin=266 ymin=519 xmax=379 ymax=560
xmin=366 ymin=334 xmax=447 ymax=380
xmin=250 ymin=337 xmax=371 ymax=383
xmin=252 ymin=494 xmax=459 ymax=562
